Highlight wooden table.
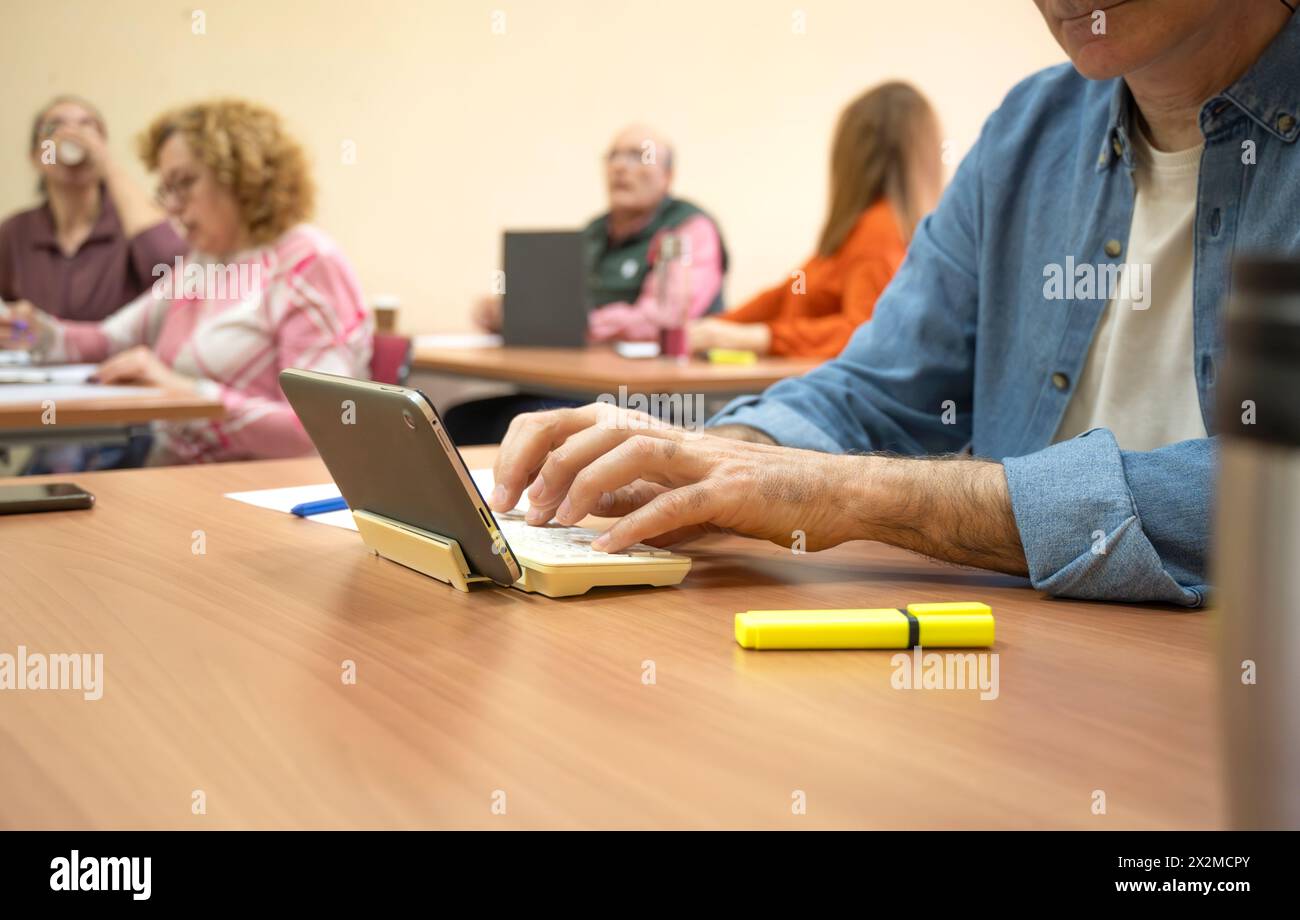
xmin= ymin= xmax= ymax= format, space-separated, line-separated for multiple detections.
xmin=0 ymin=452 xmax=1223 ymax=829
xmin=0 ymin=388 xmax=224 ymax=439
xmin=413 ymin=345 xmax=820 ymax=398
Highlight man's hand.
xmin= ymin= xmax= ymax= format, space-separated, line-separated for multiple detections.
xmin=91 ymin=345 xmax=198 ymax=392
xmin=489 ymin=403 xmax=856 ymax=552
xmin=490 ymin=402 xmax=1030 ymax=574
xmin=472 ymin=296 xmax=503 ymax=333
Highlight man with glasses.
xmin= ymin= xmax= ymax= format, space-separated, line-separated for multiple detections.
xmin=452 ymin=124 xmax=727 ymax=443
xmin=581 ymin=123 xmax=728 ymax=342
xmin=473 ymin=123 xmax=727 ymax=340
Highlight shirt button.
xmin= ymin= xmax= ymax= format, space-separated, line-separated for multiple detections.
xmin=1210 ymin=208 xmax=1222 ymax=235
xmin=1104 ymin=239 xmax=1122 ymax=258
xmin=1279 ymin=113 xmax=1296 ymax=134
xmin=1112 ymin=138 xmax=1124 ymax=157
xmin=1051 ymin=372 xmax=1070 ymax=391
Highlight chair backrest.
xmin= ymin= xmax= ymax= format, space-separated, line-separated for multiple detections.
xmin=369 ymin=333 xmax=413 ymax=386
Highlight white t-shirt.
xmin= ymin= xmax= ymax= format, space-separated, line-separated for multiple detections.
xmin=1054 ymin=126 xmax=1208 ymax=452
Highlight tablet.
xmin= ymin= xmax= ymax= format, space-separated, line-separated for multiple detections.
xmin=279 ymin=368 xmax=521 ymax=586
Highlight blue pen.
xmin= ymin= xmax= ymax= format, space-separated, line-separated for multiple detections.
xmin=290 ymin=496 xmax=348 ymax=517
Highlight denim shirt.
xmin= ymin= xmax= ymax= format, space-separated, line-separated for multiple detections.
xmin=709 ymin=14 xmax=1300 ymax=606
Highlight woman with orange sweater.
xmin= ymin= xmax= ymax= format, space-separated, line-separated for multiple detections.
xmin=688 ymin=82 xmax=944 ymax=359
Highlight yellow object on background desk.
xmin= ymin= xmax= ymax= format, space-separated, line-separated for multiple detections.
xmin=706 ymin=348 xmax=757 ymax=365
xmin=734 ymin=602 xmax=994 ymax=650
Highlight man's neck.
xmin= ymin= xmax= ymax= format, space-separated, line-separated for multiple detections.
xmin=607 ymin=200 xmax=663 ymax=242
xmin=47 ymin=183 xmax=102 ymax=235
xmin=1125 ymin=7 xmax=1292 ymax=151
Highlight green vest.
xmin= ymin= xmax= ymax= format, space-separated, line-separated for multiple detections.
xmin=584 ymin=197 xmax=727 ymax=315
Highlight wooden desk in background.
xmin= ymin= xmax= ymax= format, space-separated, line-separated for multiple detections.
xmin=0 ymin=450 xmax=1223 ymax=829
xmin=412 ymin=345 xmax=820 ymax=399
xmin=0 ymin=388 xmax=224 ymax=440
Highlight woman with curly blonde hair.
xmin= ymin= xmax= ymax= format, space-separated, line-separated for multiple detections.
xmin=0 ymin=99 xmax=372 ymax=464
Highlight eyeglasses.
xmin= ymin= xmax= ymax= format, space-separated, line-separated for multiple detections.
xmin=155 ymin=173 xmax=200 ymax=207
xmin=605 ymin=147 xmax=654 ymax=167
xmin=39 ymin=116 xmax=101 ymax=139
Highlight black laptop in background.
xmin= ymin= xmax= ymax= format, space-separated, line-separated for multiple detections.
xmin=501 ymin=230 xmax=590 ymax=348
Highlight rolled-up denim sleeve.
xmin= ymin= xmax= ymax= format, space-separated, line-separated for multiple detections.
xmin=1002 ymin=428 xmax=1210 ymax=606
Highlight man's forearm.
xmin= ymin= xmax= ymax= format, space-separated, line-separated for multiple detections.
xmin=706 ymin=426 xmax=1026 ymax=574
xmin=103 ymin=160 xmax=168 ymax=238
xmin=845 ymin=454 xmax=1029 ymax=575
xmin=706 ymin=423 xmax=775 ymax=445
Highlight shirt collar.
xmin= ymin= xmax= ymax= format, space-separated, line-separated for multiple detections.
xmin=1095 ymin=80 xmax=1138 ymax=173
xmin=605 ymin=195 xmax=674 ymax=246
xmin=1096 ymin=11 xmax=1300 ymax=173
xmin=1216 ymin=10 xmax=1300 ymax=142
xmin=29 ymin=184 xmax=122 ymax=251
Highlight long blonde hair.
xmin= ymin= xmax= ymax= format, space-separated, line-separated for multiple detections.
xmin=817 ymin=81 xmax=935 ymax=257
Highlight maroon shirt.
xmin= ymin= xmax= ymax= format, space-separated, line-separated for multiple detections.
xmin=0 ymin=191 xmax=187 ymax=322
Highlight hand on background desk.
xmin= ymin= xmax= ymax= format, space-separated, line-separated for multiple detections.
xmin=686 ymin=317 xmax=771 ymax=355
xmin=0 ymin=299 xmax=56 ymax=354
xmin=471 ymin=295 xmax=503 ymax=333
xmin=92 ymin=345 xmax=199 ymax=393
xmin=488 ymin=402 xmax=857 ymax=552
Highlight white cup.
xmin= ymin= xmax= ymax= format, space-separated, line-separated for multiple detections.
xmin=57 ymin=140 xmax=86 ymax=166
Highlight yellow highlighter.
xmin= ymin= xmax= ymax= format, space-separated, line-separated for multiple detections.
xmin=734 ymin=602 xmax=994 ymax=650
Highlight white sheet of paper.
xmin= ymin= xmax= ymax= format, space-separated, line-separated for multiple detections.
xmin=412 ymin=333 xmax=503 ymax=350
xmin=222 ymin=469 xmax=527 ymax=533
xmin=47 ymin=363 xmax=99 ymax=384
xmin=224 ymin=483 xmax=358 ymax=531
xmin=0 ymin=363 xmax=98 ymax=385
xmin=224 ymin=482 xmax=340 ymax=510
xmin=0 ymin=382 xmax=164 ymax=404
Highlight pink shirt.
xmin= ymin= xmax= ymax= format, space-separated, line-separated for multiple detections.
xmin=587 ymin=215 xmax=724 ymax=342
xmin=50 ymin=225 xmax=372 ymax=464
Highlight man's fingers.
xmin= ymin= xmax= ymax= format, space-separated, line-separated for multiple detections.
xmin=555 ymin=433 xmax=701 ymax=525
xmin=641 ymin=524 xmax=714 ymax=548
xmin=591 ymin=485 xmax=717 ymax=553
xmin=588 ymin=481 xmax=667 ymax=518
xmin=490 ymin=405 xmax=601 ymax=512
xmin=524 ymin=423 xmax=645 ymax=522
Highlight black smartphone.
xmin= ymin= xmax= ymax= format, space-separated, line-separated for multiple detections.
xmin=0 ymin=482 xmax=95 ymax=514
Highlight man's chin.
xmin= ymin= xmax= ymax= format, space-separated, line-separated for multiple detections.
xmin=1065 ymin=41 xmax=1135 ymax=81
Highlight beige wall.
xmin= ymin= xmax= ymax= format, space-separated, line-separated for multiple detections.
xmin=1 ymin=0 xmax=1065 ymax=332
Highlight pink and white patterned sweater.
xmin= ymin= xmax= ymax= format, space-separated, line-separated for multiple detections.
xmin=49 ymin=224 xmax=372 ymax=464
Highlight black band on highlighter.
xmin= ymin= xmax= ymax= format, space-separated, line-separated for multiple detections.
xmin=898 ymin=608 xmax=920 ymax=648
